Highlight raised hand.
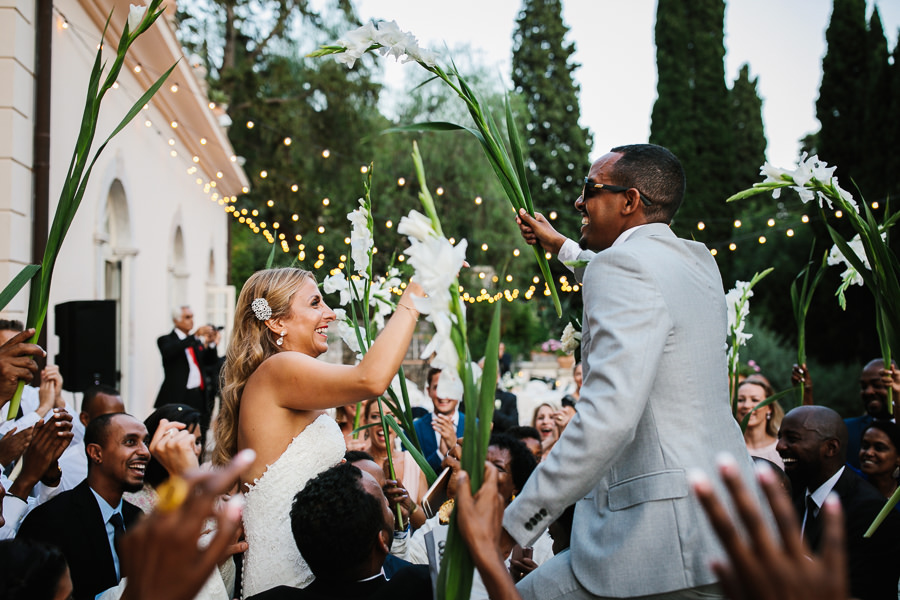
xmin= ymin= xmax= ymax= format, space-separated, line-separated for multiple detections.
xmin=0 ymin=426 xmax=33 ymax=466
xmin=149 ymin=419 xmax=200 ymax=478
xmin=516 ymin=209 xmax=567 ymax=256
xmin=120 ymin=449 xmax=255 ymax=600
xmin=690 ymin=456 xmax=848 ymax=600
xmin=0 ymin=329 xmax=45 ymax=402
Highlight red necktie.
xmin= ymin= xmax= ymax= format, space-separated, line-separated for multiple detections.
xmin=187 ymin=346 xmax=205 ymax=389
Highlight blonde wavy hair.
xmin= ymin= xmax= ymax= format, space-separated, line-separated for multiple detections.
xmin=213 ymin=267 xmax=315 ymax=465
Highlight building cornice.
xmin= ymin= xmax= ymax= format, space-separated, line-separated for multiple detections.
xmin=75 ymin=0 xmax=249 ymax=197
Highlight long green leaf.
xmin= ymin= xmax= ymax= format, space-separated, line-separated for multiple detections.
xmin=0 ymin=265 xmax=40 ymax=312
xmin=383 ymin=415 xmax=438 ymax=484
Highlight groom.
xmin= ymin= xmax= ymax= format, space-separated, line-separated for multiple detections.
xmin=505 ymin=144 xmax=760 ymax=599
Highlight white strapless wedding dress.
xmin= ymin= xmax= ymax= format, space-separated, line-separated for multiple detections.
xmin=240 ymin=414 xmax=346 ymax=598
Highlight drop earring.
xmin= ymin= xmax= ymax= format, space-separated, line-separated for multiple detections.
xmin=277 ymin=331 xmax=285 ymax=346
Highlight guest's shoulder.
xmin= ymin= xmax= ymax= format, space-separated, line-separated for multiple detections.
xmin=245 ymin=585 xmax=304 ymax=600
xmin=382 ymin=564 xmax=431 ymax=598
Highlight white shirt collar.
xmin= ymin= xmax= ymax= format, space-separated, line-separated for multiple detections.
xmin=807 ymin=466 xmax=844 ymax=514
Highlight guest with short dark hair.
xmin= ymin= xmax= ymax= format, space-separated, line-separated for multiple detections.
xmin=0 ymin=538 xmax=72 ymax=600
xmin=17 ymin=413 xmax=148 ymax=600
xmin=246 ymin=463 xmax=430 ymax=599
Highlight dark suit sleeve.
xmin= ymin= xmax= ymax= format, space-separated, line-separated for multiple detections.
xmin=15 ymin=503 xmax=51 ymax=542
xmin=157 ymin=332 xmax=195 ymax=362
xmin=491 ymin=390 xmax=519 ymax=432
xmin=414 ymin=417 xmax=443 ymax=473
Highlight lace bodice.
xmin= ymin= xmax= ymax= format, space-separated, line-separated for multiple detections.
xmin=241 ymin=414 xmax=346 ymax=598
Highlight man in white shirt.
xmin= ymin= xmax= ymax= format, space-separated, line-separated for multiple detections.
xmin=413 ymin=368 xmax=465 ymax=473
xmin=155 ymin=306 xmax=218 ymax=429
xmin=17 ymin=412 xmax=148 ymax=600
xmin=777 ymin=405 xmax=900 ymax=600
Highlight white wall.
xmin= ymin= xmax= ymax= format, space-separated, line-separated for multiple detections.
xmin=0 ymin=0 xmax=235 ymax=418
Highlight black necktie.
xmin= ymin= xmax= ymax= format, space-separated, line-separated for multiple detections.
xmin=109 ymin=512 xmax=125 ymax=553
xmin=804 ymin=495 xmax=819 ymax=540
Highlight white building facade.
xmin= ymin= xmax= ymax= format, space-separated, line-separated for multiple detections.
xmin=0 ymin=0 xmax=247 ymax=417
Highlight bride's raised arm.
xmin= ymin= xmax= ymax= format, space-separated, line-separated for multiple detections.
xmin=258 ymin=281 xmax=424 ymax=409
xmin=214 ymin=268 xmax=424 ymax=465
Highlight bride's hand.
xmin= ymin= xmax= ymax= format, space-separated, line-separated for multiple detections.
xmin=402 ymin=280 xmax=424 ymax=299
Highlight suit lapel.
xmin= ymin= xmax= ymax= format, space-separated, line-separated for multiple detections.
xmin=71 ymin=481 xmax=119 ymax=591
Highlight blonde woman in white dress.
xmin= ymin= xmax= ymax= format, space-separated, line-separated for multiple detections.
xmin=213 ymin=267 xmax=423 ymax=598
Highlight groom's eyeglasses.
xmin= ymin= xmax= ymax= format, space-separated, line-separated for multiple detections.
xmin=582 ymin=178 xmax=653 ymax=207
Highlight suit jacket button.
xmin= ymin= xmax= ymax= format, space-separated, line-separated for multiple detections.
xmin=539 ymin=508 xmax=548 ymax=516
xmin=525 ymin=522 xmax=533 ymax=531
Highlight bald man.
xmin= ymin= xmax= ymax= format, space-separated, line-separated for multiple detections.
xmin=777 ymin=405 xmax=900 ymax=600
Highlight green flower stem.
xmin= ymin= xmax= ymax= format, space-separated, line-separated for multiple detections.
xmin=6 ymin=0 xmax=173 ymax=419
xmin=865 ymin=484 xmax=900 ymax=538
xmin=377 ymin=398 xmax=405 ymax=530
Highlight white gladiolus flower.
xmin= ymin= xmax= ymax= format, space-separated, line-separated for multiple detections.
xmin=404 ymin=236 xmax=466 ymax=312
xmin=347 ymin=204 xmax=373 ymax=275
xmin=397 ymin=210 xmax=435 ymax=243
xmin=127 ymin=4 xmax=147 ymax=32
xmin=759 ymin=154 xmax=857 ymax=213
xmin=560 ymin=322 xmax=582 ymax=354
xmin=725 ymin=281 xmax=753 ymax=346
xmin=334 ymin=22 xmax=378 ymax=67
xmin=435 ymin=368 xmax=463 ymax=401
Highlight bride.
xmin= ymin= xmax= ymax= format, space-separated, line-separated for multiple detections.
xmin=213 ymin=267 xmax=422 ymax=597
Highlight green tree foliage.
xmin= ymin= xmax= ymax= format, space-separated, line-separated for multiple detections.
xmin=510 ymin=0 xmax=591 ymax=330
xmin=650 ymin=0 xmax=736 ymax=272
xmin=816 ymin=0 xmax=877 ymax=200
xmin=729 ymin=65 xmax=766 ymax=193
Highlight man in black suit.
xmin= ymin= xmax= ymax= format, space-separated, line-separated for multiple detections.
xmin=17 ymin=413 xmax=149 ymax=600
xmin=247 ymin=462 xmax=431 ymax=600
xmin=156 ymin=306 xmax=218 ymax=428
xmin=778 ymin=405 xmax=900 ymax=600
xmin=844 ymin=358 xmax=897 ymax=469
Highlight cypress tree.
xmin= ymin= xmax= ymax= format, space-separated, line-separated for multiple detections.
xmin=863 ymin=7 xmax=891 ymax=199
xmin=816 ymin=0 xmax=869 ymax=196
xmin=650 ymin=0 xmax=736 ymax=266
xmin=511 ymin=0 xmax=592 ymax=241
xmin=511 ymin=0 xmax=592 ymax=323
xmin=729 ymin=64 xmax=767 ymax=194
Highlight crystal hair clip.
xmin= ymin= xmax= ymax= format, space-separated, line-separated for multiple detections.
xmin=251 ymin=298 xmax=272 ymax=321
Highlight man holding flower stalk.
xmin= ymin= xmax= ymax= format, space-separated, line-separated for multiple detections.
xmin=508 ymin=144 xmax=761 ymax=599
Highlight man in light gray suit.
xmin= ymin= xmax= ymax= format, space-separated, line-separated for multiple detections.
xmin=506 ymin=144 xmax=759 ymax=599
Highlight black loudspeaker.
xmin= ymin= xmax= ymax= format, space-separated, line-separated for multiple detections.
xmin=55 ymin=300 xmax=118 ymax=392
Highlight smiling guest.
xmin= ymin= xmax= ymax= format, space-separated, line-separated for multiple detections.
xmin=777 ymin=405 xmax=900 ymax=600
xmin=413 ymin=368 xmax=466 ymax=473
xmin=531 ymin=403 xmax=560 ymax=458
xmin=735 ymin=378 xmax=784 ymax=468
xmin=17 ymin=413 xmax=149 ymax=600
xmin=858 ymin=420 xmax=900 ymax=500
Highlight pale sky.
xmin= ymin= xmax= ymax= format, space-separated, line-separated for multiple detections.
xmin=354 ymin=0 xmax=899 ymax=168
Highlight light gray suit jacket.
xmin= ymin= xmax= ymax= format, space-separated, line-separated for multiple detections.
xmin=503 ymin=224 xmax=759 ymax=597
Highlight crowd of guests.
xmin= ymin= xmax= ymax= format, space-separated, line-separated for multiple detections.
xmin=2 ymin=302 xmax=900 ymax=600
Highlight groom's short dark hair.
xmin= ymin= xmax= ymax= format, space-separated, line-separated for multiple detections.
xmin=609 ymin=144 xmax=685 ymax=224
xmin=290 ymin=463 xmax=384 ymax=580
